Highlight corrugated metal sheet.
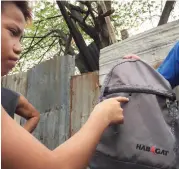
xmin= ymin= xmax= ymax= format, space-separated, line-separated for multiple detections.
xmin=70 ymin=71 xmax=100 ymax=136
xmin=2 ymin=72 xmax=28 ymax=123
xmin=2 ymin=72 xmax=28 ymax=96
xmin=2 ymin=54 xmax=75 ymax=149
xmin=26 ymin=54 xmax=75 ymax=149
xmin=99 ymin=20 xmax=179 ymax=85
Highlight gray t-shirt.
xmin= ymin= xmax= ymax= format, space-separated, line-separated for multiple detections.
xmin=1 ymin=87 xmax=20 ymax=118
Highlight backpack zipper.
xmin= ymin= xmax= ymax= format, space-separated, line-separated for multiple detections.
xmin=104 ymin=86 xmax=176 ymax=100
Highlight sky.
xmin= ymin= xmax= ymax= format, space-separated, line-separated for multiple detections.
xmin=129 ymin=0 xmax=179 ymax=36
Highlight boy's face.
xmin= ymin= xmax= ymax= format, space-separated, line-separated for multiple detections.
xmin=1 ymin=2 xmax=26 ymax=76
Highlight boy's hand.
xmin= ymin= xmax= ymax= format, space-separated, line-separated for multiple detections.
xmin=91 ymin=97 xmax=129 ymax=125
xmin=123 ymin=54 xmax=140 ymax=60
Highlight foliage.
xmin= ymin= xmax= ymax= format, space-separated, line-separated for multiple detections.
xmin=13 ymin=0 xmax=179 ymax=73
xmin=16 ymin=1 xmax=69 ymax=72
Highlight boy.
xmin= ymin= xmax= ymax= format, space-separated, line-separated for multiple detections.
xmin=157 ymin=41 xmax=179 ymax=88
xmin=1 ymin=1 xmax=40 ymax=133
xmin=1 ymin=2 xmax=128 ymax=169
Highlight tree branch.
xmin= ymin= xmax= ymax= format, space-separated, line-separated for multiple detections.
xmin=20 ymin=39 xmax=57 ymax=70
xmin=19 ymin=21 xmax=41 ymax=69
xmin=98 ymin=9 xmax=115 ymax=19
xmin=21 ymin=22 xmax=40 ymax=58
xmin=68 ymin=3 xmax=87 ymax=14
xmin=33 ymin=15 xmax=62 ymax=24
xmin=64 ymin=34 xmax=74 ymax=55
xmin=79 ymin=1 xmax=88 ymax=5
xmin=37 ymin=38 xmax=58 ymax=64
xmin=23 ymin=39 xmax=59 ymax=52
xmin=21 ymin=30 xmax=58 ymax=58
xmin=158 ymin=0 xmax=176 ymax=26
xmin=23 ymin=35 xmax=64 ymax=38
xmin=83 ymin=9 xmax=90 ymax=23
xmin=69 ymin=12 xmax=97 ymax=40
xmin=86 ymin=2 xmax=96 ymax=23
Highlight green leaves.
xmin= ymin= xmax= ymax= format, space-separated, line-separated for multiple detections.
xmin=15 ymin=1 xmax=67 ymax=73
xmin=12 ymin=0 xmax=178 ymax=74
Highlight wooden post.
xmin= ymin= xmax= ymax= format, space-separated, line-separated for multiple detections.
xmin=99 ymin=1 xmax=117 ymax=44
xmin=158 ymin=0 xmax=176 ymax=26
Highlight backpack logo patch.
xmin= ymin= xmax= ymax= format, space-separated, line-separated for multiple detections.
xmin=136 ymin=144 xmax=169 ymax=156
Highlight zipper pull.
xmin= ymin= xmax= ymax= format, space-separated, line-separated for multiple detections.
xmin=166 ymin=99 xmax=170 ymax=109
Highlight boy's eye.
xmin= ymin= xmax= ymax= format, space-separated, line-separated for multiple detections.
xmin=9 ymin=28 xmax=18 ymax=36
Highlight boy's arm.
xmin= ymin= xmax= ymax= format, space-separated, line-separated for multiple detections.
xmin=16 ymin=95 xmax=40 ymax=133
xmin=157 ymin=42 xmax=179 ymax=88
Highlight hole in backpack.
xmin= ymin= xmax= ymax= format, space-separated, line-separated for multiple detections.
xmin=129 ymin=93 xmax=132 ymax=96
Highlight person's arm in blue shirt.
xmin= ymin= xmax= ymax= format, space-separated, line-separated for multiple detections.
xmin=157 ymin=42 xmax=179 ymax=88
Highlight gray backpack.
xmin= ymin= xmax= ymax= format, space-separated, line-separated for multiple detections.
xmin=90 ymin=59 xmax=179 ymax=169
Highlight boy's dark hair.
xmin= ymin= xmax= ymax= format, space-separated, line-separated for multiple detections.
xmin=1 ymin=1 xmax=32 ymax=22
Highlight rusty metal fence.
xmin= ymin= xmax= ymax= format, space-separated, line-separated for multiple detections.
xmin=70 ymin=72 xmax=100 ymax=136
xmin=2 ymin=54 xmax=75 ymax=149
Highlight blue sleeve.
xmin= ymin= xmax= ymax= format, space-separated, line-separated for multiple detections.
xmin=157 ymin=42 xmax=179 ymax=88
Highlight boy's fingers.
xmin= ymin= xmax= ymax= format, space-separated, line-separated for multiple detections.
xmin=123 ymin=54 xmax=140 ymax=60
